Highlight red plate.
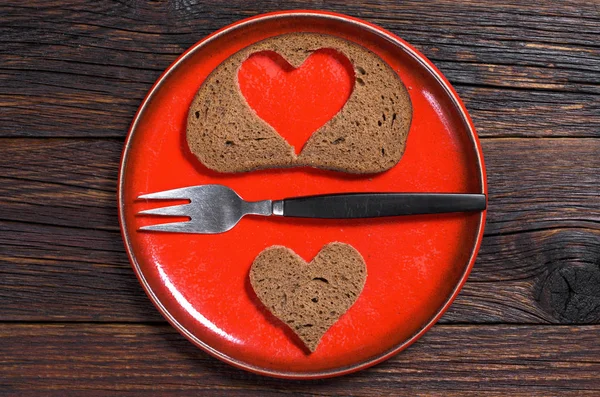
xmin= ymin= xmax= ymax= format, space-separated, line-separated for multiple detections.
xmin=118 ymin=11 xmax=486 ymax=379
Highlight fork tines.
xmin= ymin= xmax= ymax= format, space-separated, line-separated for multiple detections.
xmin=136 ymin=187 xmax=194 ymax=233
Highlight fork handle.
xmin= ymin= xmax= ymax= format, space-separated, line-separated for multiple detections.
xmin=273 ymin=193 xmax=486 ymax=218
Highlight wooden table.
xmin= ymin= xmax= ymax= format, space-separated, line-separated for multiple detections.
xmin=2 ymin=1 xmax=599 ymax=395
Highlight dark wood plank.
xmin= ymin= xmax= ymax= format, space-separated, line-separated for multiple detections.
xmin=0 ymin=139 xmax=120 ymax=231
xmin=1 ymin=323 xmax=599 ymax=396
xmin=1 ymin=138 xmax=597 ymax=234
xmin=3 ymin=220 xmax=598 ymax=324
xmin=460 ymin=88 xmax=600 ymax=138
xmin=1 ymin=0 xmax=598 ymax=138
xmin=447 ymin=226 xmax=600 ymax=323
xmin=483 ymin=138 xmax=600 ymax=235
xmin=0 ymin=138 xmax=598 ymax=323
xmin=0 ymin=221 xmax=161 ymax=322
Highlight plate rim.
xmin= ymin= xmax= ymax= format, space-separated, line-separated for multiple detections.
xmin=117 ymin=10 xmax=488 ymax=379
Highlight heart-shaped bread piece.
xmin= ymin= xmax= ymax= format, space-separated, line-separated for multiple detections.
xmin=249 ymin=242 xmax=367 ymax=353
xmin=187 ymin=32 xmax=412 ymax=174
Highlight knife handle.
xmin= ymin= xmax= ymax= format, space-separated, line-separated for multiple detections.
xmin=274 ymin=193 xmax=486 ymax=219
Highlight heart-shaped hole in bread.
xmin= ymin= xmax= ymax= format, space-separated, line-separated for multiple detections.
xmin=238 ymin=49 xmax=355 ymax=154
xmin=249 ymin=242 xmax=367 ymax=353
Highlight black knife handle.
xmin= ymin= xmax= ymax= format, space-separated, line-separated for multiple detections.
xmin=275 ymin=193 xmax=486 ymax=219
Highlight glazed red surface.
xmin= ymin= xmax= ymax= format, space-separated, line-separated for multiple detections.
xmin=122 ymin=13 xmax=485 ymax=376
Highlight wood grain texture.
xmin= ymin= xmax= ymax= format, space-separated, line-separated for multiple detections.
xmin=0 ymin=138 xmax=598 ymax=234
xmin=0 ymin=1 xmax=598 ymax=138
xmin=1 ymin=0 xmax=600 ymax=393
xmin=0 ymin=138 xmax=598 ymax=323
xmin=1 ymin=323 xmax=599 ymax=396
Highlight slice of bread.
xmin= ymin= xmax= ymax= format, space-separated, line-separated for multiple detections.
xmin=187 ymin=33 xmax=412 ymax=174
xmin=249 ymin=242 xmax=367 ymax=353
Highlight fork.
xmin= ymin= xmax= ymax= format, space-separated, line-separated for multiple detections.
xmin=136 ymin=184 xmax=486 ymax=234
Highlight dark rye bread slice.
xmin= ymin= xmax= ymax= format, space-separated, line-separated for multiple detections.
xmin=249 ymin=243 xmax=367 ymax=353
xmin=187 ymin=32 xmax=412 ymax=174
